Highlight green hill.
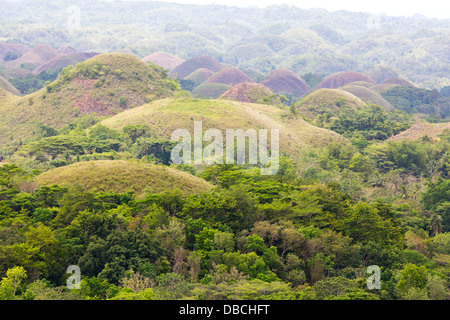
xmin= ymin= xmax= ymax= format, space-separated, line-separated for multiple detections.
xmin=99 ymin=97 xmax=346 ymax=163
xmin=192 ymin=82 xmax=230 ymax=98
xmin=35 ymin=160 xmax=213 ymax=198
xmin=0 ymin=53 xmax=179 ymax=146
xmin=0 ymin=75 xmax=20 ymax=95
xmin=295 ymin=88 xmax=367 ymax=120
xmin=339 ymin=84 xmax=394 ymax=111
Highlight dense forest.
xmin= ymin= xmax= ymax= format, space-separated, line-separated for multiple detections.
xmin=0 ymin=0 xmax=449 ymax=301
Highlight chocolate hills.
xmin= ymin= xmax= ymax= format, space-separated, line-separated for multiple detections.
xmin=4 ymin=44 xmax=59 ymax=69
xmin=0 ymin=75 xmax=21 ymax=95
xmin=220 ymin=82 xmax=283 ymax=106
xmin=35 ymin=160 xmax=213 ymax=198
xmin=315 ymin=71 xmax=376 ymax=90
xmin=0 ymin=42 xmax=30 ymax=61
xmin=184 ymin=68 xmax=215 ymax=88
xmin=260 ymin=69 xmax=310 ymax=97
xmin=382 ymin=77 xmax=415 ymax=87
xmin=169 ymin=55 xmax=224 ymax=79
xmin=206 ymin=67 xmax=255 ymax=86
xmin=339 ymin=84 xmax=394 ymax=111
xmin=32 ymin=52 xmax=98 ymax=75
xmin=0 ymin=53 xmax=179 ymax=145
xmin=142 ymin=51 xmax=185 ymax=71
xmin=192 ymin=82 xmax=230 ymax=98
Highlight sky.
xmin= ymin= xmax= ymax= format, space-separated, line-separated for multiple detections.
xmin=140 ymin=0 xmax=450 ymax=19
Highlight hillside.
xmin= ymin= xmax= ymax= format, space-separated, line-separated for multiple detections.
xmin=184 ymin=68 xmax=215 ymax=88
xmin=220 ymin=82 xmax=283 ymax=106
xmin=315 ymin=71 xmax=376 ymax=90
xmin=382 ymin=77 xmax=415 ymax=87
xmin=0 ymin=53 xmax=179 ymax=145
xmin=0 ymin=75 xmax=21 ymax=95
xmin=0 ymin=42 xmax=30 ymax=61
xmin=295 ymin=88 xmax=367 ymax=120
xmin=142 ymin=51 xmax=185 ymax=71
xmin=206 ymin=67 xmax=255 ymax=86
xmin=389 ymin=122 xmax=450 ymax=141
xmin=260 ymin=69 xmax=310 ymax=97
xmin=169 ymin=55 xmax=224 ymax=79
xmin=192 ymin=82 xmax=230 ymax=99
xmin=99 ymin=97 xmax=346 ymax=163
xmin=4 ymin=44 xmax=59 ymax=69
xmin=35 ymin=160 xmax=213 ymax=198
xmin=32 ymin=52 xmax=98 ymax=75
xmin=339 ymin=84 xmax=394 ymax=111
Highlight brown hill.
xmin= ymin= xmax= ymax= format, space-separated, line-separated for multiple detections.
xmin=220 ymin=82 xmax=283 ymax=106
xmin=0 ymin=75 xmax=20 ymax=95
xmin=0 ymin=43 xmax=30 ymax=61
xmin=142 ymin=51 xmax=185 ymax=71
xmin=57 ymin=46 xmax=78 ymax=54
xmin=260 ymin=69 xmax=310 ymax=96
xmin=32 ymin=52 xmax=98 ymax=75
xmin=315 ymin=71 xmax=376 ymax=90
xmin=206 ymin=67 xmax=255 ymax=86
xmin=382 ymin=77 xmax=415 ymax=87
xmin=389 ymin=122 xmax=450 ymax=142
xmin=169 ymin=55 xmax=224 ymax=79
xmin=4 ymin=44 xmax=59 ymax=69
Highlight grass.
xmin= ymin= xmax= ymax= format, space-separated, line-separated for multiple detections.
xmin=389 ymin=122 xmax=450 ymax=142
xmin=35 ymin=160 xmax=213 ymax=198
xmin=339 ymin=84 xmax=394 ymax=111
xmin=99 ymin=97 xmax=347 ymax=165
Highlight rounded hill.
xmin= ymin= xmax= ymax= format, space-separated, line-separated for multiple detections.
xmin=220 ymin=82 xmax=283 ymax=106
xmin=260 ymin=69 xmax=309 ymax=97
xmin=206 ymin=67 xmax=255 ymax=86
xmin=142 ymin=51 xmax=185 ymax=71
xmin=382 ymin=77 xmax=415 ymax=87
xmin=315 ymin=71 xmax=376 ymax=90
xmin=169 ymin=55 xmax=224 ymax=79
xmin=35 ymin=160 xmax=213 ymax=197
xmin=4 ymin=44 xmax=59 ymax=69
xmin=339 ymin=85 xmax=394 ymax=111
xmin=32 ymin=52 xmax=98 ymax=75
xmin=192 ymin=82 xmax=230 ymax=98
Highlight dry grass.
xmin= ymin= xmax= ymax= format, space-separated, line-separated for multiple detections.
xmin=35 ymin=160 xmax=213 ymax=198
xmin=389 ymin=122 xmax=450 ymax=142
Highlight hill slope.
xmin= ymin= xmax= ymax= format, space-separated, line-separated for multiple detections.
xmin=100 ymin=97 xmax=346 ymax=163
xmin=0 ymin=75 xmax=20 ymax=95
xmin=315 ymin=71 xmax=376 ymax=90
xmin=260 ymin=69 xmax=310 ymax=97
xmin=220 ymin=82 xmax=283 ymax=106
xmin=206 ymin=67 xmax=255 ymax=86
xmin=142 ymin=51 xmax=185 ymax=71
xmin=339 ymin=84 xmax=394 ymax=111
xmin=35 ymin=160 xmax=213 ymax=197
xmin=0 ymin=53 xmax=179 ymax=145
xmin=389 ymin=122 xmax=450 ymax=142
xmin=169 ymin=55 xmax=224 ymax=79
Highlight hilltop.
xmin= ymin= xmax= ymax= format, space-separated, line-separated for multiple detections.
xmin=206 ymin=67 xmax=255 ymax=86
xmin=339 ymin=84 xmax=394 ymax=111
xmin=169 ymin=55 xmax=224 ymax=79
xmin=184 ymin=68 xmax=215 ymax=88
xmin=35 ymin=160 xmax=213 ymax=198
xmin=32 ymin=52 xmax=98 ymax=75
xmin=4 ymin=44 xmax=59 ymax=70
xmin=192 ymin=82 xmax=230 ymax=99
xmin=220 ymin=82 xmax=283 ymax=106
xmin=295 ymin=88 xmax=367 ymax=120
xmin=0 ymin=53 xmax=179 ymax=145
xmin=142 ymin=51 xmax=185 ymax=71
xmin=315 ymin=71 xmax=376 ymax=90
xmin=260 ymin=69 xmax=310 ymax=98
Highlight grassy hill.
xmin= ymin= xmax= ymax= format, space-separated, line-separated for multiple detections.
xmin=0 ymin=53 xmax=179 ymax=146
xmin=389 ymin=122 xmax=450 ymax=142
xmin=32 ymin=52 xmax=98 ymax=75
xmin=142 ymin=51 xmax=185 ymax=71
xmin=99 ymin=97 xmax=346 ymax=163
xmin=0 ymin=75 xmax=21 ymax=95
xmin=4 ymin=44 xmax=59 ymax=70
xmin=295 ymin=88 xmax=367 ymax=120
xmin=184 ymin=68 xmax=214 ymax=88
xmin=35 ymin=160 xmax=213 ymax=198
xmin=192 ymin=82 xmax=230 ymax=98
xmin=260 ymin=69 xmax=310 ymax=98
xmin=169 ymin=55 xmax=224 ymax=79
xmin=220 ymin=82 xmax=283 ymax=106
xmin=339 ymin=84 xmax=394 ymax=111
xmin=315 ymin=71 xmax=376 ymax=90
xmin=206 ymin=67 xmax=255 ymax=86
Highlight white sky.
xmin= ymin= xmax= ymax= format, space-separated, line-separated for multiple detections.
xmin=144 ymin=0 xmax=450 ymax=19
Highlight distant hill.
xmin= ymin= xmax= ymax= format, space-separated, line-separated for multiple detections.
xmin=382 ymin=77 xmax=415 ymax=87
xmin=315 ymin=71 xmax=376 ymax=90
xmin=389 ymin=122 xmax=450 ymax=142
xmin=206 ymin=67 xmax=255 ymax=86
xmin=32 ymin=52 xmax=98 ymax=75
xmin=260 ymin=69 xmax=310 ymax=97
xmin=0 ymin=42 xmax=30 ymax=61
xmin=0 ymin=53 xmax=179 ymax=145
xmin=184 ymin=68 xmax=214 ymax=88
xmin=35 ymin=160 xmax=212 ymax=198
xmin=339 ymin=84 xmax=394 ymax=111
xmin=4 ymin=44 xmax=59 ymax=69
xmin=169 ymin=55 xmax=224 ymax=79
xmin=0 ymin=75 xmax=20 ymax=95
xmin=142 ymin=51 xmax=185 ymax=71
xmin=295 ymin=88 xmax=367 ymax=120
xmin=192 ymin=82 xmax=230 ymax=98
xmin=220 ymin=82 xmax=283 ymax=106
